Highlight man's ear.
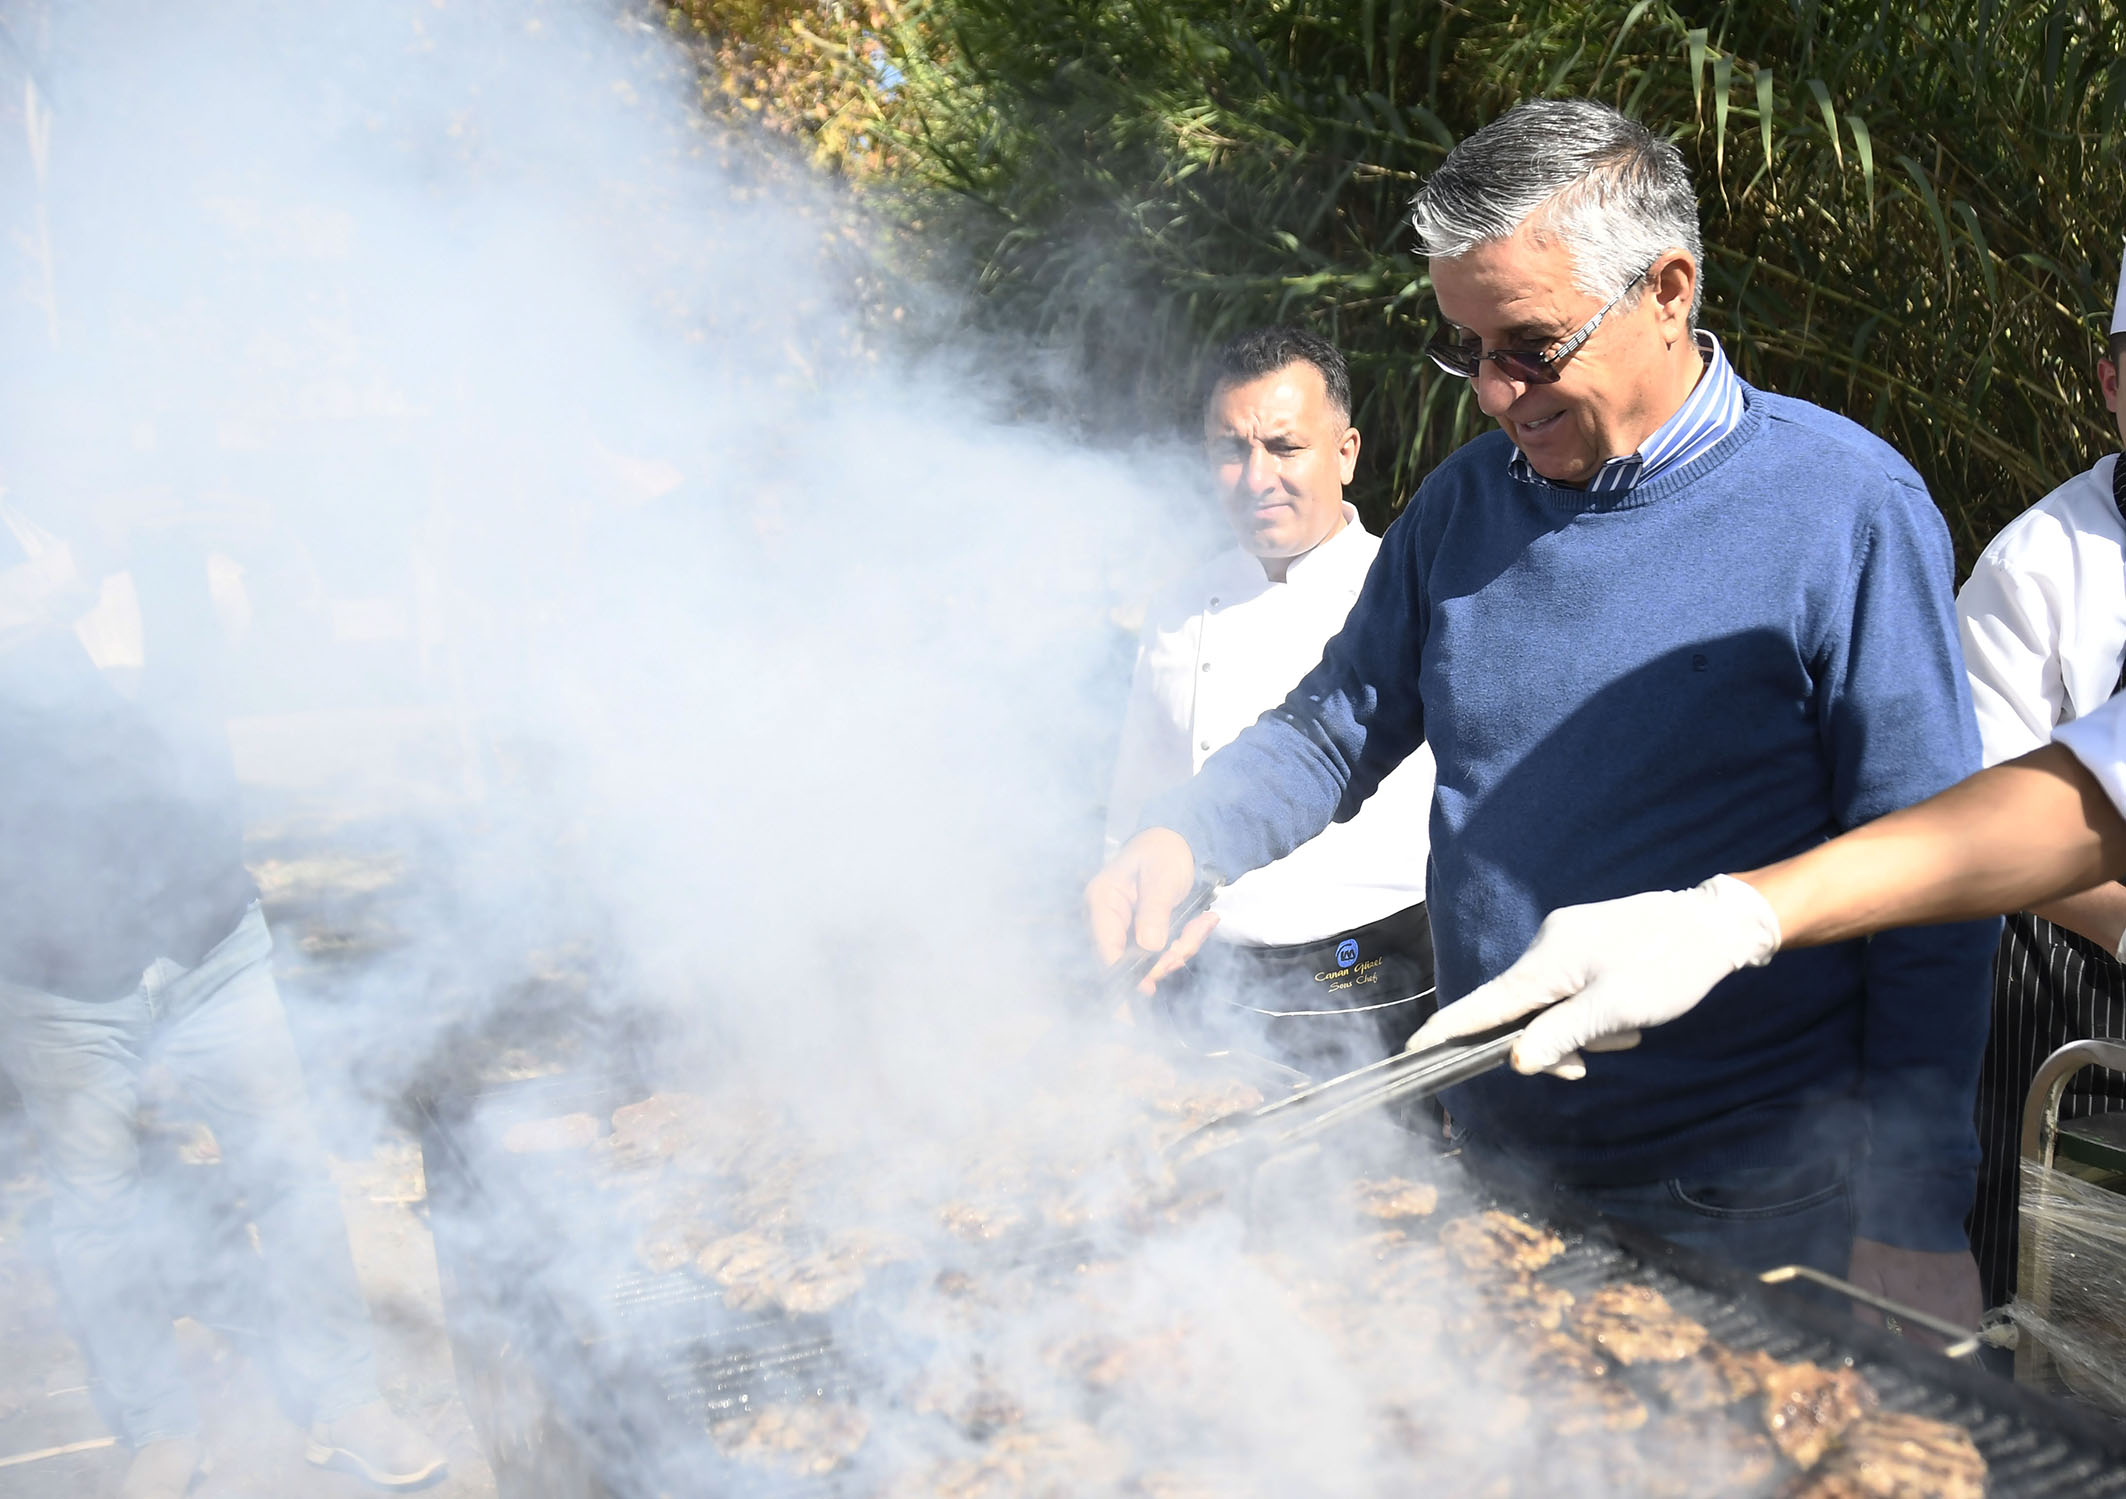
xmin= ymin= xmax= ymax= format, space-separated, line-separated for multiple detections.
xmin=1651 ymin=252 xmax=1697 ymax=340
xmin=2100 ymin=356 xmax=2120 ymax=416
xmin=1339 ymin=425 xmax=1361 ymax=486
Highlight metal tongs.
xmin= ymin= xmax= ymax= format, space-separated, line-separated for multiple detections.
xmin=1107 ymin=882 xmax=1528 ymax=1180
xmin=1165 ymin=1018 xmax=1529 ymax=1184
xmin=1105 ymin=881 xmax=1224 ymax=999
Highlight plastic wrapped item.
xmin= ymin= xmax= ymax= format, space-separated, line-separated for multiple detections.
xmin=2008 ymin=1161 xmax=2126 ymax=1415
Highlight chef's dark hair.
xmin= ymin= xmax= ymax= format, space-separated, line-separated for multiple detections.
xmin=1203 ymin=326 xmax=1352 ymax=424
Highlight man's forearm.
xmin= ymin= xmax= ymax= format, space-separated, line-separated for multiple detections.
xmin=2028 ymin=881 xmax=2126 ymax=954
xmin=1739 ymin=745 xmax=2126 ymax=947
xmin=1139 ymin=710 xmax=1349 ymax=884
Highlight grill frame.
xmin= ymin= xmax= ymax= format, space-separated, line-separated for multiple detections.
xmin=1521 ymin=1201 xmax=2126 ymax=1494
xmin=419 ymin=1068 xmax=2126 ymax=1499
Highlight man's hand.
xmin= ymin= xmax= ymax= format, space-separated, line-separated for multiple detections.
xmin=1085 ymin=827 xmax=1218 ymax=995
xmin=1846 ymin=1238 xmax=1983 ymax=1349
xmin=1402 ymin=875 xmax=1783 ymax=1077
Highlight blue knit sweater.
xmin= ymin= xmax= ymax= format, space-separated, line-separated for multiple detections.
xmin=1146 ymin=390 xmax=1997 ymax=1251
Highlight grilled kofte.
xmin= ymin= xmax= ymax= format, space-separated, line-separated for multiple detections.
xmin=1761 ymin=1362 xmax=1881 ymax=1469
xmin=1569 ymin=1283 xmax=1710 ymax=1365
xmin=1439 ymin=1209 xmax=1566 ymax=1274
xmin=524 ymin=1078 xmax=1997 ymax=1497
xmin=1649 ymin=1343 xmax=1784 ymax=1411
xmin=710 ymin=1402 xmax=869 ymax=1476
xmin=1791 ymin=1411 xmax=1986 ymax=1499
xmin=1354 ymin=1175 xmax=1441 ymax=1221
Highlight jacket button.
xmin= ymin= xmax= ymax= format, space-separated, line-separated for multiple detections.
xmin=1199 ymin=740 xmax=1211 ymax=751
xmin=1201 ymin=661 xmax=1211 ymax=672
xmin=1209 ymin=596 xmax=1220 ymax=606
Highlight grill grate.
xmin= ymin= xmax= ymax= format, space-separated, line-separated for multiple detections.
xmin=419 ymin=1070 xmax=2126 ymax=1499
xmin=1513 ymin=1206 xmax=2126 ymax=1497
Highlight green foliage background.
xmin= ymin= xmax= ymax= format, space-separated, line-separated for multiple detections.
xmin=683 ymin=0 xmax=2126 ymax=563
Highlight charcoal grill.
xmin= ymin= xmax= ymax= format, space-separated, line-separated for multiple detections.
xmin=419 ymin=1068 xmax=2126 ymax=1499
xmin=417 ymin=1070 xmax=874 ymax=1499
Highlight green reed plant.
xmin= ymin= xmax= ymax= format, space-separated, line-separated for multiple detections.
xmin=860 ymin=0 xmax=2126 ymax=558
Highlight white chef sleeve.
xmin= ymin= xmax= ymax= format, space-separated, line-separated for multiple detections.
xmin=2054 ymin=693 xmax=2126 ymax=821
xmin=1957 ymin=546 xmax=2067 ymax=766
xmin=1103 ymin=632 xmax=1189 ymax=860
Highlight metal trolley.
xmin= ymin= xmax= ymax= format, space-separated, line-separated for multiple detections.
xmin=2016 ymin=1038 xmax=2126 ymax=1394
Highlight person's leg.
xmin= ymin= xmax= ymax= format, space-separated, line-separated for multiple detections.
xmin=1451 ymin=1136 xmax=1854 ymax=1281
xmin=149 ymin=907 xmax=380 ymax=1424
xmin=1565 ymin=1158 xmax=1856 ymax=1281
xmin=0 ymin=977 xmax=202 ymax=1447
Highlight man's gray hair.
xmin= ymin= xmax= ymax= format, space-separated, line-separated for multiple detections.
xmin=1410 ymin=98 xmax=1704 ymax=321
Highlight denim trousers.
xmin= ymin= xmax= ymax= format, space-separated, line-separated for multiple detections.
xmin=1458 ymin=1139 xmax=1856 ymax=1282
xmin=0 ymin=905 xmax=379 ymax=1446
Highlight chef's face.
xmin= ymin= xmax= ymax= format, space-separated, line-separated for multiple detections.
xmin=1430 ymin=227 xmax=1694 ymax=487
xmin=2102 ymin=349 xmax=2126 ymax=450
xmin=1204 ymin=362 xmax=1358 ymax=577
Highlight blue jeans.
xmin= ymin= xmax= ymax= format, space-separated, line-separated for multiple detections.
xmin=1459 ymin=1141 xmax=1855 ymax=1281
xmin=0 ymin=905 xmax=379 ymax=1446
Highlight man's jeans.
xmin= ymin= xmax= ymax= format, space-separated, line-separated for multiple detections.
xmin=1459 ymin=1140 xmax=1855 ymax=1281
xmin=0 ymin=905 xmax=379 ymax=1446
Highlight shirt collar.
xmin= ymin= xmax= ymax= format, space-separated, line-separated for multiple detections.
xmin=1278 ymin=502 xmax=1368 ymax=585
xmin=1506 ymin=330 xmax=1745 ymax=493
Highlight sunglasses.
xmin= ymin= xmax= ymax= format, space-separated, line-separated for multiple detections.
xmin=1425 ymin=263 xmax=1654 ymax=386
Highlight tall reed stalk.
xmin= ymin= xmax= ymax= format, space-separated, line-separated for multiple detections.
xmin=838 ymin=0 xmax=2125 ymax=558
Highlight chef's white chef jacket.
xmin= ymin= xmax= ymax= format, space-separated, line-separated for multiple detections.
xmin=1105 ymin=504 xmax=1434 ymax=947
xmin=2055 ymin=688 xmax=2126 ymax=823
xmin=1959 ymin=455 xmax=2126 ymax=767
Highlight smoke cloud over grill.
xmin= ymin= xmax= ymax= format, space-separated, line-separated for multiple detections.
xmin=0 ymin=4 xmax=2033 ymax=1496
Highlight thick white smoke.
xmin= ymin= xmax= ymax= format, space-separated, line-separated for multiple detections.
xmin=0 ymin=4 xmax=1711 ymax=1495
xmin=1 ymin=0 xmax=1214 ymax=1088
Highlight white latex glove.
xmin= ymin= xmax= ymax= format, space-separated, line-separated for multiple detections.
xmin=1404 ymin=875 xmax=1783 ymax=1078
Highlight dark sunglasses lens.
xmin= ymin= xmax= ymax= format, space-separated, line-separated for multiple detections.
xmin=1498 ymin=350 xmax=1559 ymax=385
xmin=1427 ymin=338 xmax=1482 ymax=378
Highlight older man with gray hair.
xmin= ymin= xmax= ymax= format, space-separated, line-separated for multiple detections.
xmin=1087 ymin=98 xmax=1995 ymax=1330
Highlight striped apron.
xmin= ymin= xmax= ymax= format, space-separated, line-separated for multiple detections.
xmin=1968 ymin=452 xmax=2126 ymax=1309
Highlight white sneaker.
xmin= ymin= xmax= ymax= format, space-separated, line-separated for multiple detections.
xmin=303 ymin=1400 xmax=449 ymax=1490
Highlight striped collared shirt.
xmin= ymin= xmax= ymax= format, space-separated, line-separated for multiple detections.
xmin=1507 ymin=330 xmax=1746 ymax=493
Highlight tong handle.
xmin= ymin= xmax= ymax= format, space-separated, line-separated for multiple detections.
xmin=1276 ymin=1023 xmax=1523 ymax=1143
xmin=1166 ymin=1017 xmax=1529 ymax=1171
xmin=1758 ymin=1265 xmax=1984 ymax=1360
xmin=1107 ymin=881 xmax=1221 ymax=996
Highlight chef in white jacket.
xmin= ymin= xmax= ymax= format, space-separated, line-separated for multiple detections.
xmin=1953 ymin=249 xmax=2126 ymax=1310
xmin=1105 ymin=326 xmax=1437 ymax=1074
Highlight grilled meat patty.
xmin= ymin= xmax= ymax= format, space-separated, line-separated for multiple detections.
xmin=1569 ymin=1283 xmax=1709 ymax=1365
xmin=939 ymin=1199 xmax=1031 ymax=1243
xmin=1791 ymin=1411 xmax=1986 ymax=1499
xmin=1475 ymin=1272 xmax=1575 ymax=1331
xmin=709 ymin=1402 xmax=869 ymax=1475
xmin=1440 ymin=1210 xmax=1566 ymax=1274
xmin=1761 ymin=1362 xmax=1880 ymax=1468
xmin=1553 ymin=1375 xmax=1651 ymax=1434
xmin=1644 ymin=1411 xmax=1782 ymax=1496
xmin=1648 ymin=1343 xmax=1782 ymax=1411
xmin=1354 ymin=1176 xmax=1440 ymax=1220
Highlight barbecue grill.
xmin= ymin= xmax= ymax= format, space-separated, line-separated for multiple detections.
xmin=418 ymin=1064 xmax=2126 ymax=1499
